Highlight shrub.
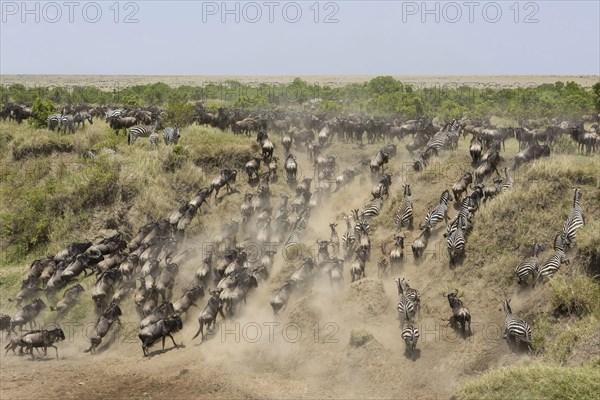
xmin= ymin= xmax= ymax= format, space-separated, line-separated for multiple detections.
xmin=164 ymin=101 xmax=196 ymax=127
xmin=29 ymin=97 xmax=55 ymax=129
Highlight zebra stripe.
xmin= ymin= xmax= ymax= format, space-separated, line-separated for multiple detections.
xmin=47 ymin=114 xmax=61 ymax=131
xmin=562 ymin=188 xmax=585 ymax=247
xmin=128 ymin=122 xmax=159 ymax=146
xmin=446 ymin=198 xmax=472 ymax=238
xmin=533 ymin=249 xmax=569 ymax=286
xmin=163 ymin=126 xmax=181 ymax=145
xmin=362 ymin=197 xmax=384 ymax=218
xmin=446 ymin=216 xmax=465 ymax=265
xmin=283 ymin=216 xmax=307 ymax=250
xmin=503 ymin=300 xmax=533 ymax=351
xmin=422 ymin=190 xmax=452 ymax=229
xmin=401 ymin=323 xmax=419 ymax=353
xmin=395 ymin=185 xmax=413 ymax=230
xmin=515 ymin=242 xmax=543 ymax=284
xmin=60 ymin=115 xmax=75 ymax=133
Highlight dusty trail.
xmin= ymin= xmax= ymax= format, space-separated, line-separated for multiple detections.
xmin=0 ymin=133 xmax=533 ymax=399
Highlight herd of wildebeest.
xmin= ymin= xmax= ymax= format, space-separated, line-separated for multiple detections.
xmin=0 ymin=99 xmax=594 ymax=359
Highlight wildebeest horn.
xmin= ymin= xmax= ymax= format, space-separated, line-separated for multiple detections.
xmin=443 ymin=292 xmax=447 ymax=297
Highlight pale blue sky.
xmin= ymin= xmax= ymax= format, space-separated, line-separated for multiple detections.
xmin=0 ymin=1 xmax=598 ymax=75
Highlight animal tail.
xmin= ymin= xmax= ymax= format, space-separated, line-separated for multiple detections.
xmin=127 ymin=130 xmax=131 ymax=145
xmin=192 ymin=323 xmax=202 ymax=340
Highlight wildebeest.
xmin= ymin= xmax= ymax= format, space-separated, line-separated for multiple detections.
xmin=350 ymin=247 xmax=368 ymax=283
xmin=211 ymin=169 xmax=237 ymax=200
xmin=270 ymin=281 xmax=296 ymax=315
xmin=140 ymin=301 xmax=175 ymax=331
xmin=83 ymin=303 xmax=122 ymax=354
xmin=92 ymin=268 xmax=121 ymax=309
xmin=513 ymin=143 xmax=551 ymax=169
xmin=285 ymin=154 xmax=298 ymax=181
xmin=245 ymin=156 xmax=262 ymax=182
xmin=51 ymin=284 xmax=84 ymax=315
xmin=11 ymin=298 xmax=46 ymax=333
xmin=173 ymin=285 xmax=205 ymax=317
xmin=411 ymin=225 xmax=432 ymax=263
xmin=445 ymin=290 xmax=472 ymax=337
xmin=369 ymin=150 xmax=390 ymax=176
xmin=0 ymin=314 xmax=11 ymax=339
xmin=192 ymin=289 xmax=225 ymax=342
xmin=17 ymin=328 xmax=65 ymax=359
xmin=451 ymin=172 xmax=473 ymax=203
xmin=139 ymin=315 xmax=183 ymax=356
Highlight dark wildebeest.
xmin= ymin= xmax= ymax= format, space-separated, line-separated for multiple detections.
xmin=92 ymin=268 xmax=122 ymax=309
xmin=84 ymin=303 xmax=122 ymax=354
xmin=270 ymin=281 xmax=296 ymax=316
xmin=513 ymin=143 xmax=551 ymax=169
xmin=173 ymin=285 xmax=205 ymax=317
xmin=139 ymin=314 xmax=183 ymax=356
xmin=140 ymin=301 xmax=176 ymax=330
xmin=211 ymin=169 xmax=237 ymax=201
xmin=11 ymin=298 xmax=46 ymax=333
xmin=445 ymin=290 xmax=472 ymax=338
xmin=192 ymin=289 xmax=225 ymax=342
xmin=17 ymin=328 xmax=65 ymax=359
xmin=51 ymin=284 xmax=84 ymax=315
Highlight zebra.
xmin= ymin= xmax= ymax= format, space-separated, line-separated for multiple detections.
xmin=411 ymin=225 xmax=432 ymax=262
xmin=47 ymin=114 xmax=62 ymax=131
xmin=533 ymin=233 xmax=570 ymax=287
xmin=397 ymin=278 xmax=420 ymax=316
xmin=515 ymin=242 xmax=543 ymax=285
xmin=401 ymin=322 xmax=420 ymax=357
xmin=420 ymin=189 xmax=453 ymax=229
xmin=502 ymin=299 xmax=533 ymax=352
xmin=341 ymin=215 xmax=356 ymax=261
xmin=128 ymin=121 xmax=159 ymax=146
xmin=501 ymin=167 xmax=513 ymax=192
xmin=73 ymin=112 xmax=93 ymax=128
xmin=59 ymin=114 xmax=75 ymax=134
xmin=362 ymin=197 xmax=384 ymax=218
xmin=396 ymin=184 xmax=414 ymax=231
xmin=446 ymin=215 xmax=466 ymax=267
xmin=445 ymin=198 xmax=473 ymax=239
xmin=105 ymin=108 xmax=124 ymax=122
xmin=163 ymin=125 xmax=181 ymax=145
xmin=562 ymin=188 xmax=585 ymax=248
xmin=395 ymin=280 xmax=416 ymax=327
xmin=149 ymin=131 xmax=160 ymax=149
xmin=283 ymin=213 xmax=307 ymax=257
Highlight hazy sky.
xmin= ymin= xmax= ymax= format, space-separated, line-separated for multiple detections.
xmin=0 ymin=1 xmax=599 ymax=75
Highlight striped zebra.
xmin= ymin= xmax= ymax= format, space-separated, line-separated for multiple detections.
xmin=397 ymin=278 xmax=421 ymax=316
xmin=395 ymin=184 xmax=413 ymax=230
xmin=149 ymin=131 xmax=160 ymax=149
xmin=128 ymin=121 xmax=159 ymax=146
xmin=445 ymin=198 xmax=472 ymax=239
xmin=420 ymin=189 xmax=453 ymax=229
xmin=59 ymin=115 xmax=75 ymax=134
xmin=362 ymin=197 xmax=384 ymax=218
xmin=502 ymin=299 xmax=533 ymax=352
xmin=401 ymin=323 xmax=420 ymax=357
xmin=395 ymin=278 xmax=416 ymax=326
xmin=341 ymin=215 xmax=356 ymax=261
xmin=533 ymin=233 xmax=570 ymax=287
xmin=515 ymin=242 xmax=543 ymax=285
xmin=105 ymin=109 xmax=124 ymax=122
xmin=47 ymin=114 xmax=61 ymax=131
xmin=283 ymin=214 xmax=307 ymax=255
xmin=446 ymin=215 xmax=466 ymax=267
xmin=501 ymin=167 xmax=513 ymax=192
xmin=73 ymin=112 xmax=93 ymax=128
xmin=163 ymin=125 xmax=181 ymax=145
xmin=562 ymin=188 xmax=585 ymax=247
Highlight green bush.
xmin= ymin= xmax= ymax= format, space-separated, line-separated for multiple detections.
xmin=29 ymin=97 xmax=55 ymax=128
xmin=164 ymin=101 xmax=196 ymax=127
